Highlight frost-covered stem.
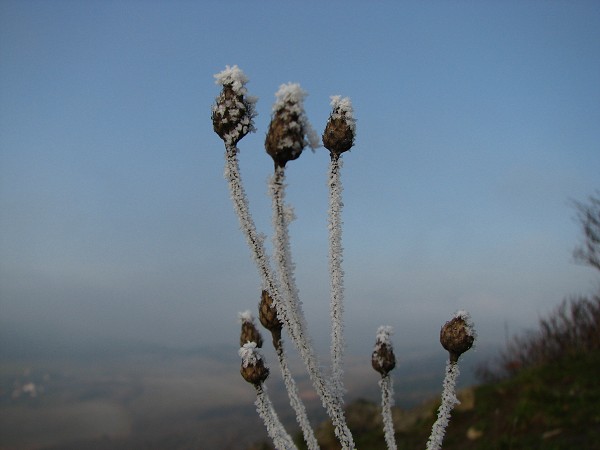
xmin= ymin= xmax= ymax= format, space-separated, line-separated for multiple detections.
xmin=270 ymin=166 xmax=355 ymax=449
xmin=379 ymin=375 xmax=397 ymax=450
xmin=255 ymin=384 xmax=298 ymax=450
xmin=426 ymin=360 xmax=461 ymax=450
xmin=328 ymin=154 xmax=345 ymax=401
xmin=224 ymin=146 xmax=277 ymax=296
xmin=271 ymin=166 xmax=306 ymax=347
xmin=274 ymin=340 xmax=320 ymax=450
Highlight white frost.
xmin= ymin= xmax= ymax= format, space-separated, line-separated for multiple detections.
xmin=239 ymin=342 xmax=262 ymax=368
xmin=214 ymin=65 xmax=247 ymax=92
xmin=329 ymin=95 xmax=356 ymax=133
xmin=375 ymin=325 xmax=394 ymax=348
xmin=239 ymin=310 xmax=254 ymax=324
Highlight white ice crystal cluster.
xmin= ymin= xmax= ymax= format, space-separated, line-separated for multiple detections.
xmin=375 ymin=325 xmax=394 ymax=348
xmin=239 ymin=342 xmax=262 ymax=368
xmin=329 ymin=95 xmax=356 ymax=133
xmin=239 ymin=309 xmax=254 ymax=324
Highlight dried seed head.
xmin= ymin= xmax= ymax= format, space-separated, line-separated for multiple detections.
xmin=258 ymin=290 xmax=283 ymax=333
xmin=212 ymin=65 xmax=257 ymax=147
xmin=239 ymin=342 xmax=269 ymax=386
xmin=239 ymin=311 xmax=263 ymax=348
xmin=265 ymin=83 xmax=319 ymax=168
xmin=258 ymin=290 xmax=283 ymax=350
xmin=322 ymin=95 xmax=356 ymax=157
xmin=371 ymin=325 xmax=396 ymax=376
xmin=440 ymin=311 xmax=476 ymax=363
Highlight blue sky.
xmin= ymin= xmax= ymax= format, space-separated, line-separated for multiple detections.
xmin=1 ymin=1 xmax=599 ymax=359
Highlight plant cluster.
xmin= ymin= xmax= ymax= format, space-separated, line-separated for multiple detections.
xmin=212 ymin=65 xmax=476 ymax=450
xmin=477 ymin=192 xmax=600 ymax=383
xmin=477 ymin=294 xmax=600 ymax=382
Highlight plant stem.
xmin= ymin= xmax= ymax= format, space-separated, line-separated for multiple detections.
xmin=379 ymin=375 xmax=397 ymax=450
xmin=328 ymin=154 xmax=345 ymax=401
xmin=224 ymin=148 xmax=355 ymax=448
xmin=274 ymin=338 xmax=320 ymax=450
xmin=426 ymin=360 xmax=461 ymax=450
xmin=270 ymin=165 xmax=355 ymax=449
xmin=255 ymin=384 xmax=297 ymax=450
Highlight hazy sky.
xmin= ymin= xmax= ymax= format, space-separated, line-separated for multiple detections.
xmin=1 ymin=1 xmax=599 ymax=359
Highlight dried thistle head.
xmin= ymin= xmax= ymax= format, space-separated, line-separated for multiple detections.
xmin=265 ymin=83 xmax=319 ymax=168
xmin=239 ymin=342 xmax=269 ymax=386
xmin=212 ymin=65 xmax=257 ymax=147
xmin=371 ymin=325 xmax=396 ymax=376
xmin=239 ymin=310 xmax=263 ymax=348
xmin=258 ymin=290 xmax=283 ymax=333
xmin=258 ymin=290 xmax=283 ymax=349
xmin=440 ymin=311 xmax=476 ymax=363
xmin=322 ymin=95 xmax=356 ymax=157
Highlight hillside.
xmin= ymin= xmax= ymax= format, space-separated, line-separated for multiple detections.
xmin=308 ymin=349 xmax=600 ymax=450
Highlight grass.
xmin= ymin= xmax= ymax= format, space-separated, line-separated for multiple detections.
xmin=306 ymin=349 xmax=600 ymax=450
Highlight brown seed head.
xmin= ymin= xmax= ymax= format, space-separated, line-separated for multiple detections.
xmin=239 ymin=343 xmax=269 ymax=386
xmin=240 ymin=321 xmax=263 ymax=348
xmin=264 ymin=83 xmax=319 ymax=168
xmin=258 ymin=290 xmax=283 ymax=332
xmin=322 ymin=96 xmax=356 ymax=157
xmin=372 ymin=343 xmax=396 ymax=376
xmin=265 ymin=105 xmax=304 ymax=167
xmin=212 ymin=65 xmax=256 ymax=147
xmin=440 ymin=312 xmax=476 ymax=363
xmin=371 ymin=326 xmax=396 ymax=376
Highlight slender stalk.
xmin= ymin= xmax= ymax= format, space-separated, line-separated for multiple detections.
xmin=225 ymin=148 xmax=355 ymax=448
xmin=379 ymin=375 xmax=397 ymax=450
xmin=328 ymin=154 xmax=345 ymax=401
xmin=255 ymin=384 xmax=298 ymax=450
xmin=224 ymin=146 xmax=277 ymax=297
xmin=270 ymin=166 xmax=306 ymax=348
xmin=426 ymin=360 xmax=461 ymax=450
xmin=270 ymin=165 xmax=355 ymax=449
xmin=273 ymin=338 xmax=320 ymax=450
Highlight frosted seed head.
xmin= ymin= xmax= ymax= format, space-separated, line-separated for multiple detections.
xmin=322 ymin=95 xmax=356 ymax=157
xmin=259 ymin=290 xmax=283 ymax=349
xmin=265 ymin=83 xmax=318 ymax=168
xmin=239 ymin=342 xmax=269 ymax=386
xmin=258 ymin=290 xmax=283 ymax=333
xmin=440 ymin=312 xmax=475 ymax=363
xmin=212 ymin=65 xmax=257 ymax=147
xmin=372 ymin=326 xmax=396 ymax=376
xmin=239 ymin=311 xmax=263 ymax=348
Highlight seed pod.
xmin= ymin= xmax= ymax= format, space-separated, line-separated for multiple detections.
xmin=265 ymin=103 xmax=304 ymax=167
xmin=265 ymin=83 xmax=318 ymax=168
xmin=371 ymin=326 xmax=396 ymax=376
xmin=239 ymin=342 xmax=270 ymax=386
xmin=440 ymin=312 xmax=475 ymax=363
xmin=258 ymin=290 xmax=282 ymax=332
xmin=240 ymin=320 xmax=263 ymax=348
xmin=372 ymin=343 xmax=396 ymax=376
xmin=211 ymin=65 xmax=257 ymax=147
xmin=322 ymin=96 xmax=356 ymax=157
xmin=258 ymin=290 xmax=284 ymax=350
